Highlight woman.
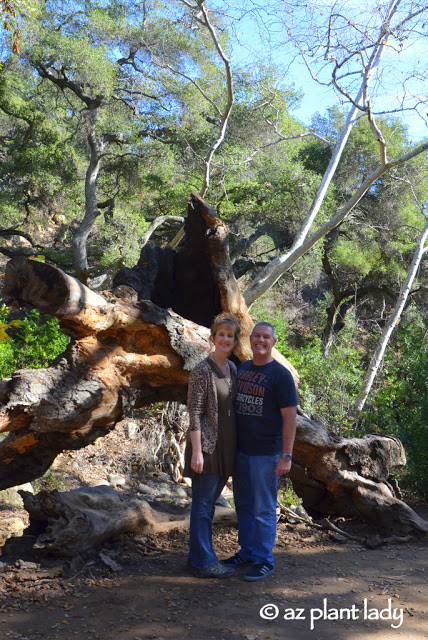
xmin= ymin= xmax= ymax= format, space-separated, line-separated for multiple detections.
xmin=184 ymin=312 xmax=241 ymax=578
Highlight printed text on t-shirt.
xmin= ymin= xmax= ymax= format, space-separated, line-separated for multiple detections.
xmin=236 ymin=371 xmax=266 ymax=415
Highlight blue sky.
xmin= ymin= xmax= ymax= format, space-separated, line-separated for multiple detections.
xmin=291 ymin=68 xmax=427 ymax=143
xmin=223 ymin=0 xmax=428 ymax=143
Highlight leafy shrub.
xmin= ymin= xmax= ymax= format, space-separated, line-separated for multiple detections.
xmin=0 ymin=305 xmax=69 ymax=377
xmin=364 ymin=325 xmax=428 ymax=497
xmin=278 ymin=477 xmax=302 ymax=508
xmin=251 ymin=308 xmax=363 ymax=433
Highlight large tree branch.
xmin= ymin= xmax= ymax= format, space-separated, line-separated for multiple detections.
xmin=0 ymin=258 xmax=210 ymax=487
xmin=198 ymin=1 xmax=234 ymax=198
xmin=140 ymin=216 xmax=185 ymax=248
xmin=35 ymin=62 xmax=104 ymax=109
xmin=244 ymin=140 xmax=428 ymax=306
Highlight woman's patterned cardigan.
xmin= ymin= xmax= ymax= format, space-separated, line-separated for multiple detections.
xmin=187 ymin=357 xmax=237 ymax=454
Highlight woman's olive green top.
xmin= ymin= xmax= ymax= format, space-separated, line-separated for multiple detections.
xmin=184 ymin=357 xmax=237 ymax=478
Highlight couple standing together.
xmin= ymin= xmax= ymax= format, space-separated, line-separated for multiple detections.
xmin=185 ymin=313 xmax=298 ymax=582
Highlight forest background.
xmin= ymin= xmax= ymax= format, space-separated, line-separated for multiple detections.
xmin=0 ymin=0 xmax=427 ymax=497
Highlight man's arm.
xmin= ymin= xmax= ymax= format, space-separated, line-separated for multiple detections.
xmin=275 ymin=405 xmax=297 ymax=476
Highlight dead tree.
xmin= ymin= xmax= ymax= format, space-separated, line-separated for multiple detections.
xmin=19 ymin=485 xmax=237 ymax=557
xmin=0 ymin=193 xmax=427 ymax=540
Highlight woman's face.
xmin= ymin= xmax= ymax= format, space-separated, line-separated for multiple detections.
xmin=212 ymin=323 xmax=236 ymax=356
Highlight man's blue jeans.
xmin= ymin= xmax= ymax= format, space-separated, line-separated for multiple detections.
xmin=189 ymin=473 xmax=228 ymax=569
xmin=233 ymin=450 xmax=280 ymax=566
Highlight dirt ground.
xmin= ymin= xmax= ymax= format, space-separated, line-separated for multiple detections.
xmin=1 ymin=506 xmax=427 ymax=640
xmin=0 ymin=427 xmax=427 ymax=640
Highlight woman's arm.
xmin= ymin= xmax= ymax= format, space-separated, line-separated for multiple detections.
xmin=187 ymin=364 xmax=209 ymax=474
xmin=187 ymin=366 xmax=207 ymax=431
xmin=189 ymin=429 xmax=204 ymax=474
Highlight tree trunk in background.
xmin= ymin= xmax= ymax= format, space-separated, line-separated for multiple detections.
xmin=1 ymin=194 xmax=427 ymax=537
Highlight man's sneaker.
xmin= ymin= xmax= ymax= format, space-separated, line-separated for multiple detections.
xmin=222 ymin=554 xmax=250 ymax=568
xmin=244 ymin=562 xmax=274 ymax=581
xmin=193 ymin=562 xmax=235 ymax=579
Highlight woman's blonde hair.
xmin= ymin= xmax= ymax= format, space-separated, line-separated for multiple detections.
xmin=210 ymin=312 xmax=241 ymax=350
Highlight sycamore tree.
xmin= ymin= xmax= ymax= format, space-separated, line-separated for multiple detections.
xmin=353 ymin=204 xmax=428 ymax=414
xmin=172 ymin=2 xmax=428 ymax=313
xmin=219 ymin=0 xmax=428 ymax=307
xmin=295 ymin=108 xmax=428 ymax=352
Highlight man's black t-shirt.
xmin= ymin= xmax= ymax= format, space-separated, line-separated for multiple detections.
xmin=235 ymin=359 xmax=298 ymax=455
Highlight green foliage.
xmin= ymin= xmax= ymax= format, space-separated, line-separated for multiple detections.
xmin=0 ymin=316 xmax=24 ymax=341
xmin=0 ymin=305 xmax=69 ymax=377
xmin=330 ymin=228 xmax=383 ymax=278
xmin=93 ymin=207 xmax=149 ymax=268
xmin=364 ymin=325 xmax=428 ymax=497
xmin=250 ymin=305 xmax=363 ymax=433
xmin=33 ymin=468 xmax=68 ymax=493
xmin=0 ymin=57 xmax=81 ymax=231
xmin=297 ymin=138 xmax=333 ymax=176
xmin=277 ymin=477 xmax=302 ymax=508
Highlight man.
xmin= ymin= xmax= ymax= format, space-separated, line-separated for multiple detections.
xmin=224 ymin=322 xmax=298 ymax=581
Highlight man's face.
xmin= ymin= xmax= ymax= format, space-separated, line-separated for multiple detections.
xmin=250 ymin=325 xmax=276 ymax=358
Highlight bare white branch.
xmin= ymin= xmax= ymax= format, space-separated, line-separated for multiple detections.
xmin=198 ymin=1 xmax=235 ymax=197
xmin=352 ymin=213 xmax=428 ymax=414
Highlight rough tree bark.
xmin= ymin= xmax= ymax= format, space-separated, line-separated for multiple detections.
xmin=290 ymin=415 xmax=428 ymax=536
xmin=0 ymin=194 xmax=295 ymax=488
xmin=0 ymin=193 xmax=427 ymax=543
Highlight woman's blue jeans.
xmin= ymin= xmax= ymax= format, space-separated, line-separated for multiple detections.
xmin=233 ymin=450 xmax=280 ymax=566
xmin=189 ymin=473 xmax=228 ymax=569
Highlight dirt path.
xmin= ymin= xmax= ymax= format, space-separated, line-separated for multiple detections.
xmin=1 ymin=431 xmax=426 ymax=639
xmin=1 ymin=515 xmax=427 ymax=640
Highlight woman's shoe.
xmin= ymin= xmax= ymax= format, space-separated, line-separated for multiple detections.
xmin=193 ymin=562 xmax=235 ymax=578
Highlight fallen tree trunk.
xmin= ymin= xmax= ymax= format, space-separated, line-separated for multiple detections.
xmin=0 ymin=290 xmax=209 ymax=486
xmin=290 ymin=415 xmax=428 ymax=536
xmin=0 ymin=194 xmax=296 ymax=487
xmin=0 ymin=193 xmax=427 ymax=537
xmin=18 ymin=485 xmax=237 ymax=557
